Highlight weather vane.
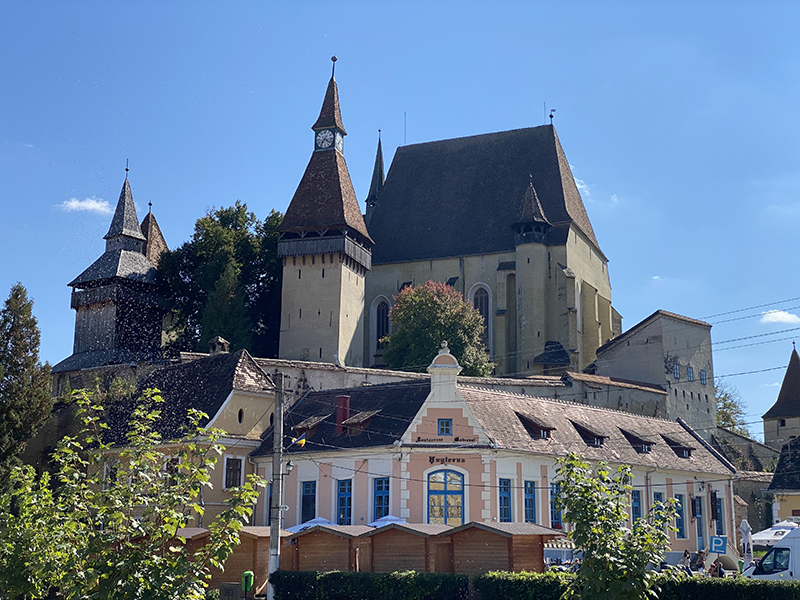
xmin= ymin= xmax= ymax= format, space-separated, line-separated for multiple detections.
xmin=549 ymin=109 xmax=556 ymax=124
xmin=331 ymin=55 xmax=337 ymax=77
xmin=125 ymin=158 xmax=129 ymax=179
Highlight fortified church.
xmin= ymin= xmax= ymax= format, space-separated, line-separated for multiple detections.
xmin=277 ymin=60 xmax=621 ymax=377
xmin=49 ymin=60 xmax=758 ymax=443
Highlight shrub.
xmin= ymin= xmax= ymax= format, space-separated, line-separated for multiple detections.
xmin=269 ymin=570 xmax=468 ymax=600
xmin=472 ymin=571 xmax=800 ymax=600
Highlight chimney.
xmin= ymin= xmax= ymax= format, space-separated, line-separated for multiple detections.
xmin=336 ymin=395 xmax=351 ymax=433
xmin=209 ymin=336 xmax=230 ymax=355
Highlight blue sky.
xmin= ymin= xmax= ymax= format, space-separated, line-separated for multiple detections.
xmin=1 ymin=2 xmax=798 ymax=440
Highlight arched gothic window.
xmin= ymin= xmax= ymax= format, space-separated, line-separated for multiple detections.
xmin=473 ymin=287 xmax=489 ymax=346
xmin=376 ymin=301 xmax=390 ymax=349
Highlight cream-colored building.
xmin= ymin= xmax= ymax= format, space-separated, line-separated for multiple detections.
xmin=250 ymin=345 xmax=740 ymax=568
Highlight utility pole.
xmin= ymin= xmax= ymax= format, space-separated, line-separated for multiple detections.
xmin=267 ymin=373 xmax=283 ymax=600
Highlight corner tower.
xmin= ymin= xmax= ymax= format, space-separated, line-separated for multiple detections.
xmin=53 ymin=174 xmax=169 ymax=374
xmin=278 ymin=59 xmax=373 ymax=366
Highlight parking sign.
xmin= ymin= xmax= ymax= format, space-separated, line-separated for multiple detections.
xmin=710 ymin=536 xmax=727 ymax=553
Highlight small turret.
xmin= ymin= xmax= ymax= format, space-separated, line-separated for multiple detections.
xmin=512 ymin=179 xmax=551 ymax=245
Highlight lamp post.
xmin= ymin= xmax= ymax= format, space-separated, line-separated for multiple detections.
xmin=267 ymin=373 xmax=283 ymax=600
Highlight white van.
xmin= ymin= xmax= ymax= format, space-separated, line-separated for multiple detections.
xmin=743 ymin=527 xmax=800 ymax=580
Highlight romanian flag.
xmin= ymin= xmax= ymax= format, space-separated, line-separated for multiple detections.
xmin=290 ymin=432 xmax=307 ymax=448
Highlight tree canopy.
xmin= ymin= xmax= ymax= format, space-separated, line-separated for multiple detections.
xmin=159 ymin=202 xmax=282 ymax=357
xmin=554 ymin=454 xmax=678 ymax=600
xmin=0 ymin=389 xmax=264 ymax=600
xmin=715 ymin=380 xmax=751 ymax=437
xmin=0 ymin=283 xmax=52 ymax=489
xmin=382 ymin=281 xmax=493 ymax=377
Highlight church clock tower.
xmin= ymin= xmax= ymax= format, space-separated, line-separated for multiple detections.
xmin=277 ymin=58 xmax=373 ymax=366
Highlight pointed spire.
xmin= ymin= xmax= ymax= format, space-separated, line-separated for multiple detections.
xmin=366 ymin=131 xmax=385 ymax=211
xmin=517 ymin=179 xmax=550 ymax=225
xmin=312 ymin=57 xmax=347 ymax=134
xmin=104 ymin=178 xmax=146 ymax=242
xmin=764 ymin=348 xmax=800 ymax=419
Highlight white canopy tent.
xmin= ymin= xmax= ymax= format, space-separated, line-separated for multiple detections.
xmin=750 ymin=520 xmax=800 ymax=546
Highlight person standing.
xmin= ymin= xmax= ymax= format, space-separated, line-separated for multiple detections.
xmin=695 ymin=550 xmax=707 ymax=575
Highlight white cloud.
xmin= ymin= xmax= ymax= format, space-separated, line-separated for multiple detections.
xmin=22 ymin=143 xmax=33 ymax=149
xmin=763 ymin=382 xmax=781 ymax=387
xmin=57 ymin=197 xmax=113 ymax=215
xmin=574 ymin=177 xmax=592 ymax=198
xmin=610 ymin=194 xmax=620 ymax=204
xmin=760 ymin=310 xmax=800 ymax=324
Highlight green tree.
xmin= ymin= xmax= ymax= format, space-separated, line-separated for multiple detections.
xmin=554 ymin=453 xmax=678 ymax=600
xmin=0 ymin=389 xmax=264 ymax=600
xmin=0 ymin=283 xmax=52 ymax=489
xmin=159 ymin=202 xmax=283 ymax=357
xmin=715 ymin=380 xmax=751 ymax=437
xmin=382 ymin=281 xmax=493 ymax=377
xmin=200 ymin=259 xmax=253 ymax=351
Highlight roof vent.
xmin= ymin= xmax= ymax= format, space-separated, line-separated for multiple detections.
xmin=209 ymin=336 xmax=230 ymax=355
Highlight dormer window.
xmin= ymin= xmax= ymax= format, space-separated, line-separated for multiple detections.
xmin=661 ymin=433 xmax=695 ymax=459
xmin=516 ymin=412 xmax=555 ymax=441
xmin=619 ymin=427 xmax=656 ymax=454
xmin=570 ymin=420 xmax=608 ymax=447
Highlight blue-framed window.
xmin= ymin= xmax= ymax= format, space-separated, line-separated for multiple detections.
xmin=700 ymin=370 xmax=707 ymax=385
xmin=716 ymin=497 xmax=724 ymax=535
xmin=695 ymin=497 xmax=704 ymax=550
xmin=428 ymin=470 xmax=463 ymax=526
xmin=631 ymin=490 xmax=641 ymax=523
xmin=337 ymin=479 xmax=352 ymax=525
xmin=499 ymin=478 xmax=512 ymax=522
xmin=653 ymin=491 xmax=663 ymax=505
xmin=687 ymin=366 xmax=694 ymax=382
xmin=301 ymin=481 xmax=316 ymax=524
xmin=524 ymin=480 xmax=536 ymax=523
xmin=675 ymin=494 xmax=685 ymax=538
xmin=438 ymin=419 xmax=453 ymax=436
xmin=673 ymin=364 xmax=680 ymax=379
xmin=550 ymin=482 xmax=562 ymax=528
xmin=374 ymin=477 xmax=390 ymax=520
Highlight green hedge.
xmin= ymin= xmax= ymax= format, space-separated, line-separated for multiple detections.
xmin=269 ymin=570 xmax=469 ymax=600
xmin=473 ymin=571 xmax=800 ymax=600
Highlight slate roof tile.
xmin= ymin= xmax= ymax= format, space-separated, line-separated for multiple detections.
xmin=106 ymin=350 xmax=272 ymax=444
xmin=368 ymin=125 xmax=600 ymax=264
xmin=278 ymin=150 xmax=371 ymax=242
xmin=769 ymin=437 xmax=800 ymax=491
xmin=68 ymin=249 xmax=159 ymax=288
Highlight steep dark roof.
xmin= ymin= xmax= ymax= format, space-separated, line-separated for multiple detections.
xmin=278 ymin=150 xmax=372 ymax=242
xmin=769 ymin=437 xmax=800 ymax=491
xmin=252 ymin=380 xmax=431 ymax=457
xmin=368 ymin=126 xmax=600 ymax=264
xmin=105 ymin=179 xmax=146 ymax=241
xmin=458 ymin=386 xmax=733 ymax=474
xmin=764 ymin=349 xmax=800 ymax=419
xmin=106 ymin=350 xmax=272 ymax=444
xmin=140 ymin=212 xmax=168 ymax=267
xmin=311 ymin=76 xmax=347 ymax=134
xmin=68 ymin=249 xmax=159 ymax=288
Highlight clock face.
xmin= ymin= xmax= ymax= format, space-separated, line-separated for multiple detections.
xmin=335 ymin=132 xmax=344 ymax=152
xmin=316 ymin=129 xmax=334 ymax=149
